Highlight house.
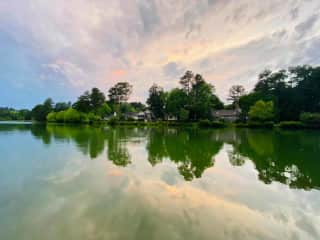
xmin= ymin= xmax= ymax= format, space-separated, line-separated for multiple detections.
xmin=212 ymin=108 xmax=241 ymax=122
xmin=125 ymin=110 xmax=153 ymax=121
xmin=165 ymin=114 xmax=178 ymax=121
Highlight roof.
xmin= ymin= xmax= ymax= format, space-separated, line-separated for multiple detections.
xmin=213 ymin=109 xmax=241 ymax=117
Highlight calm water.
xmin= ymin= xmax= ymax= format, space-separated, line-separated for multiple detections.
xmin=0 ymin=123 xmax=320 ymax=240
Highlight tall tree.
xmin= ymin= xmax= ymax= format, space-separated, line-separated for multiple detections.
xmin=147 ymin=84 xmax=166 ymax=119
xmin=184 ymin=74 xmax=222 ymax=120
xmin=179 ymin=70 xmax=194 ymax=94
xmin=73 ymin=91 xmax=92 ymax=113
xmin=31 ymin=98 xmax=53 ymax=121
xmin=228 ymin=85 xmax=245 ymax=106
xmin=108 ymin=82 xmax=132 ymax=104
xmin=90 ymin=88 xmax=106 ymax=110
xmin=166 ymin=88 xmax=188 ymax=120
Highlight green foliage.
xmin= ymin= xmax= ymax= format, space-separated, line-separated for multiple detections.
xmin=166 ymin=88 xmax=188 ymax=119
xmin=228 ymin=85 xmax=245 ymax=105
xmin=73 ymin=88 xmax=107 ymax=114
xmin=240 ymin=65 xmax=320 ymax=122
xmin=55 ymin=111 xmax=66 ymax=122
xmin=249 ymin=100 xmax=274 ymax=122
xmin=147 ymin=84 xmax=166 ymax=119
xmin=189 ymin=80 xmax=217 ymax=120
xmin=73 ymin=91 xmax=91 ymax=113
xmin=300 ymin=112 xmax=320 ymax=126
xmin=179 ymin=108 xmax=189 ymax=121
xmin=97 ymin=103 xmax=111 ymax=117
xmin=108 ymin=116 xmax=118 ymax=126
xmin=120 ymin=103 xmax=135 ymax=114
xmin=278 ymin=121 xmax=304 ymax=129
xmin=247 ymin=121 xmax=274 ymax=129
xmin=88 ymin=112 xmax=102 ymax=122
xmin=198 ymin=120 xmax=226 ymax=128
xmin=80 ymin=113 xmax=90 ymax=123
xmin=46 ymin=112 xmax=56 ymax=122
xmin=90 ymin=88 xmax=106 ymax=110
xmin=31 ymin=98 xmax=53 ymax=121
xmin=46 ymin=108 xmax=101 ymax=124
xmin=0 ymin=107 xmax=31 ymax=121
xmin=54 ymin=102 xmax=71 ymax=112
xmin=64 ymin=109 xmax=81 ymax=122
xmin=108 ymin=82 xmax=132 ymax=104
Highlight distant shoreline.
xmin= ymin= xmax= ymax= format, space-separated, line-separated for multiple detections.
xmin=2 ymin=120 xmax=320 ymax=130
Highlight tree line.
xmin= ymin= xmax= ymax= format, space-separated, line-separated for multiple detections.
xmin=1 ymin=64 xmax=319 ymax=125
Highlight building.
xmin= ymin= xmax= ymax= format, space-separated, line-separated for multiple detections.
xmin=125 ymin=110 xmax=153 ymax=121
xmin=212 ymin=109 xmax=241 ymax=122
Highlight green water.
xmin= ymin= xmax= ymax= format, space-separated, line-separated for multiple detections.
xmin=0 ymin=123 xmax=320 ymax=240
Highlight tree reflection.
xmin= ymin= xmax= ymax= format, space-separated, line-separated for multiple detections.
xmin=229 ymin=129 xmax=320 ymax=190
xmin=2 ymin=123 xmax=320 ymax=188
xmin=147 ymin=128 xmax=223 ymax=181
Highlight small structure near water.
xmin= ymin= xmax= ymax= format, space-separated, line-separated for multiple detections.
xmin=212 ymin=109 xmax=241 ymax=122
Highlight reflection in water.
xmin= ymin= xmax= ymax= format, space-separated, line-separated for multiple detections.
xmin=1 ymin=123 xmax=320 ymax=239
xmin=1 ymin=123 xmax=320 ymax=189
xmin=230 ymin=129 xmax=320 ymax=190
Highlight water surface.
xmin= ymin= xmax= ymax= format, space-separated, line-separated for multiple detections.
xmin=0 ymin=123 xmax=320 ymax=239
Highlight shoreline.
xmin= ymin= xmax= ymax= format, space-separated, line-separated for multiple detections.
xmin=2 ymin=120 xmax=320 ymax=130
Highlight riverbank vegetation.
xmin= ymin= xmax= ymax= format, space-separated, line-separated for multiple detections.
xmin=0 ymin=107 xmax=31 ymax=121
xmin=1 ymin=65 xmax=320 ymax=129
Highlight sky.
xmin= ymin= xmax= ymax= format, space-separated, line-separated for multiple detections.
xmin=0 ymin=0 xmax=320 ymax=109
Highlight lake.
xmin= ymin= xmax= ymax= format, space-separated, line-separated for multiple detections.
xmin=0 ymin=123 xmax=320 ymax=240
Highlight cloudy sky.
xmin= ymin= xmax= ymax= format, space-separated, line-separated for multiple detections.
xmin=1 ymin=0 xmax=320 ymax=108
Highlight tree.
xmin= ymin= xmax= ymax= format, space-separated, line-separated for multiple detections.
xmin=108 ymin=82 xmax=132 ymax=104
xmin=147 ymin=84 xmax=166 ymax=119
xmin=31 ymin=98 xmax=53 ymax=121
xmin=188 ymin=75 xmax=221 ymax=120
xmin=249 ymin=100 xmax=274 ymax=122
xmin=97 ymin=103 xmax=112 ymax=117
xmin=179 ymin=70 xmax=194 ymax=93
xmin=73 ymin=91 xmax=92 ymax=113
xmin=166 ymin=88 xmax=188 ymax=119
xmin=54 ymin=102 xmax=71 ymax=112
xmin=90 ymin=88 xmax=106 ymax=110
xmin=228 ymin=85 xmax=245 ymax=106
xmin=130 ymin=102 xmax=147 ymax=112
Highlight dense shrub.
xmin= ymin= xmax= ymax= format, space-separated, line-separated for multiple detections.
xmin=80 ymin=113 xmax=90 ymax=123
xmin=64 ymin=109 xmax=81 ymax=122
xmin=46 ymin=112 xmax=56 ymax=122
xmin=247 ymin=121 xmax=274 ymax=128
xmin=279 ymin=121 xmax=304 ymax=129
xmin=55 ymin=111 xmax=66 ymax=122
xmin=108 ymin=116 xmax=118 ymax=126
xmin=88 ymin=112 xmax=102 ymax=122
xmin=198 ymin=119 xmax=226 ymax=128
xmin=179 ymin=108 xmax=189 ymax=122
xmin=46 ymin=109 xmax=101 ymax=124
xmin=249 ymin=100 xmax=274 ymax=122
xmin=300 ymin=112 xmax=320 ymax=126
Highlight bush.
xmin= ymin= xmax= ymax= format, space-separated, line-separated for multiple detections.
xmin=179 ymin=108 xmax=189 ymax=122
xmin=198 ymin=119 xmax=226 ymax=128
xmin=88 ymin=112 xmax=102 ymax=122
xmin=108 ymin=116 xmax=118 ymax=126
xmin=279 ymin=121 xmax=304 ymax=129
xmin=247 ymin=121 xmax=274 ymax=129
xmin=249 ymin=100 xmax=274 ymax=122
xmin=64 ymin=109 xmax=81 ymax=122
xmin=55 ymin=111 xmax=66 ymax=122
xmin=80 ymin=113 xmax=90 ymax=123
xmin=300 ymin=112 xmax=320 ymax=126
xmin=46 ymin=112 xmax=56 ymax=122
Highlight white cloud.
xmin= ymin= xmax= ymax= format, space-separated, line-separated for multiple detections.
xmin=1 ymin=0 xmax=320 ymax=102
